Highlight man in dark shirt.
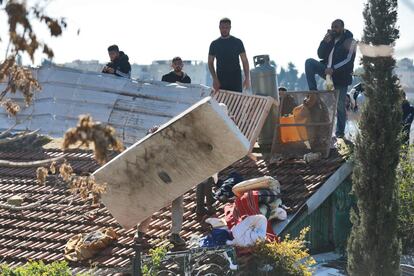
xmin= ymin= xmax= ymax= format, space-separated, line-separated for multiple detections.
xmin=102 ymin=45 xmax=131 ymax=78
xmin=161 ymin=57 xmax=191 ymax=83
xmin=208 ymin=18 xmax=250 ymax=93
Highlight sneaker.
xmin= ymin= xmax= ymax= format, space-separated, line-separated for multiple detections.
xmin=206 ymin=206 xmax=217 ymax=216
xmin=133 ymin=231 xmax=144 ymax=243
xmin=169 ymin=234 xmax=186 ymax=247
xmin=133 ymin=231 xmax=151 ymax=249
xmin=196 ymin=207 xmax=208 ymax=218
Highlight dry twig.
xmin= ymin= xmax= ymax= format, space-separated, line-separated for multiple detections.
xmin=63 ymin=115 xmax=124 ymax=164
xmin=0 ymin=0 xmax=67 ymax=119
xmin=0 ymin=155 xmax=64 ymax=168
xmin=37 ymin=160 xmax=107 ymax=205
xmin=0 ymin=102 xmax=37 ymax=138
xmin=1 ymin=98 xmax=20 ymax=116
xmin=0 ymin=62 xmax=41 ymax=105
xmin=36 ymin=166 xmax=48 ymax=185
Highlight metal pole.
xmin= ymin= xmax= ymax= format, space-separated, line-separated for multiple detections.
xmin=132 ymin=240 xmax=142 ymax=276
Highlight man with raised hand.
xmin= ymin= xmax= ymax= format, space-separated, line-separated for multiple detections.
xmin=305 ymin=19 xmax=356 ymax=138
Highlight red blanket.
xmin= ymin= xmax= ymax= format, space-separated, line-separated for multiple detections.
xmin=224 ymin=190 xmax=276 ymax=238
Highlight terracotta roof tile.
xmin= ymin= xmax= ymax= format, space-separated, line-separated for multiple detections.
xmin=0 ymin=148 xmax=345 ymax=272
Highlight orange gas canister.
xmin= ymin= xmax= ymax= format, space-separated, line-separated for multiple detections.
xmin=279 ymin=105 xmax=309 ymax=143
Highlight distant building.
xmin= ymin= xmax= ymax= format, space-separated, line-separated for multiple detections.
xmin=133 ymin=60 xmax=211 ymax=86
xmin=62 ymin=60 xmax=105 ymax=73
xmin=396 ymin=58 xmax=414 ymax=100
xmin=62 ymin=59 xmax=212 ymax=86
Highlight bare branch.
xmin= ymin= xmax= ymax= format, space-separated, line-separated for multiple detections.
xmin=1 ymin=98 xmax=20 ymax=116
xmin=0 ymin=200 xmax=43 ymax=211
xmin=0 ymin=122 xmax=18 ymax=139
xmin=63 ymin=115 xmax=124 ymax=164
xmin=4 ymin=37 xmax=11 ymax=61
xmin=0 ymin=155 xmax=65 ymax=168
xmin=0 ymin=194 xmax=52 ymax=211
xmin=0 ymin=103 xmax=36 ymax=138
xmin=0 ymin=129 xmax=39 ymax=145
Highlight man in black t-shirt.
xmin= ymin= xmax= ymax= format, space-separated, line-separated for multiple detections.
xmin=208 ymin=18 xmax=250 ymax=92
xmin=161 ymin=57 xmax=191 ymax=84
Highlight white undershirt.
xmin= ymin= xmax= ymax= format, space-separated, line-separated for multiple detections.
xmin=328 ymin=38 xmax=340 ymax=68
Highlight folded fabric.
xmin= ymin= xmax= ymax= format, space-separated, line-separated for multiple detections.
xmin=205 ymin=217 xmax=228 ymax=229
xmin=257 ymin=189 xmax=281 ymax=204
xmin=269 ymin=207 xmax=287 ymax=221
xmin=259 ymin=203 xmax=271 ymax=218
xmin=200 ymin=228 xmax=233 ymax=247
xmin=215 ymin=172 xmax=244 ymax=201
xmin=224 ymin=190 xmax=260 ymax=230
xmin=224 ymin=190 xmax=276 ymax=237
xmin=232 ymin=176 xmax=280 ymax=198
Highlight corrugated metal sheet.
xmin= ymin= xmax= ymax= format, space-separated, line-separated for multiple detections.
xmin=0 ymin=65 xmax=210 ymax=146
xmin=332 ymin=177 xmax=353 ymax=253
xmin=284 ymin=176 xmax=354 ymax=254
xmin=1 ymin=65 xmax=274 ymax=149
xmin=286 ymin=197 xmax=334 ymax=254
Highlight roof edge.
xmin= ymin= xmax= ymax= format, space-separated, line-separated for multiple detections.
xmin=273 ymin=161 xmax=353 ymax=235
xmin=306 ymin=161 xmax=353 ymax=214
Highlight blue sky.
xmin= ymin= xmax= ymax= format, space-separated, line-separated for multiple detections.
xmin=1 ymin=0 xmax=413 ymax=73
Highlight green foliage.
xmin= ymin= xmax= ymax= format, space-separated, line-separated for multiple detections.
xmin=278 ymin=62 xmax=308 ymax=91
xmin=347 ymin=0 xmax=402 ymax=275
xmin=0 ymin=261 xmax=74 ymax=276
xmin=397 ymin=145 xmax=414 ymax=253
xmin=335 ymin=137 xmax=355 ymax=159
xmin=275 ymin=61 xmax=363 ymax=92
xmin=247 ymin=227 xmax=315 ymax=275
xmin=141 ymin=245 xmax=169 ymax=276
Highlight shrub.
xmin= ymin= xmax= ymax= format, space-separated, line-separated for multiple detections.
xmin=247 ymin=227 xmax=315 ymax=275
xmin=397 ymin=145 xmax=414 ymax=253
xmin=141 ymin=245 xmax=169 ymax=276
xmin=0 ymin=261 xmax=72 ymax=276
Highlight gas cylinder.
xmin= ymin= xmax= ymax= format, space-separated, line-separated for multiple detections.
xmin=250 ymin=55 xmax=279 ymax=147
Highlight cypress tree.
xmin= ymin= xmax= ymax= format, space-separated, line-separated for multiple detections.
xmin=347 ymin=0 xmax=402 ymax=275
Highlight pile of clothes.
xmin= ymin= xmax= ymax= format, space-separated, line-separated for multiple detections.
xmin=201 ymin=176 xmax=288 ymax=248
xmin=214 ymin=172 xmax=244 ymax=202
xmin=200 ymin=215 xmax=268 ymax=248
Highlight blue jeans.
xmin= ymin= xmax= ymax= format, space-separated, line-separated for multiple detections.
xmin=305 ymin=58 xmax=348 ymax=137
xmin=335 ymin=85 xmax=348 ymax=137
xmin=305 ymin=58 xmax=326 ymax=90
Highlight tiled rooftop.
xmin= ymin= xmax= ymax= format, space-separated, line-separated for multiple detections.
xmin=0 ymin=148 xmax=345 ymax=274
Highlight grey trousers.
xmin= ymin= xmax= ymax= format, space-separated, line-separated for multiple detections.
xmin=137 ymin=195 xmax=183 ymax=235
